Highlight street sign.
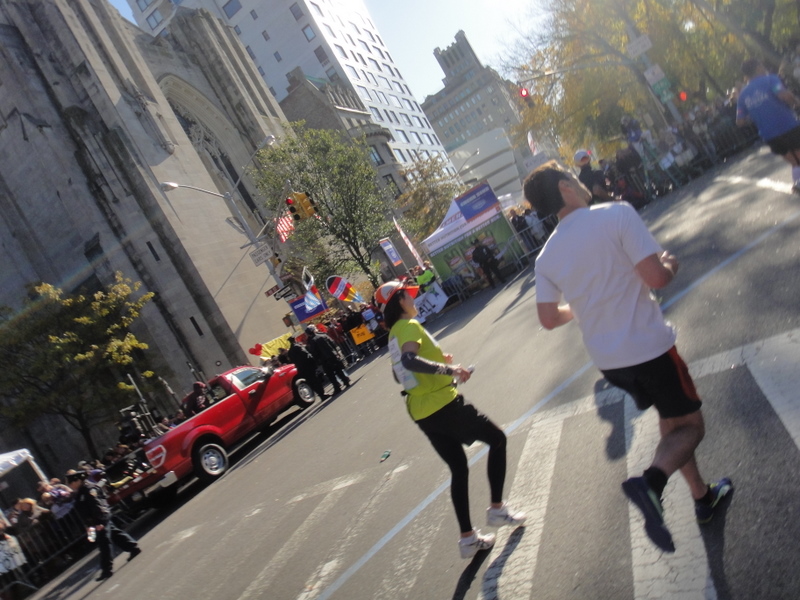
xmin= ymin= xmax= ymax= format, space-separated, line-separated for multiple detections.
xmin=274 ymin=285 xmax=293 ymax=301
xmin=264 ymin=284 xmax=280 ymax=298
xmin=249 ymin=244 xmax=273 ymax=267
xmin=643 ymin=64 xmax=666 ymax=85
xmin=651 ymin=78 xmax=671 ymax=96
xmin=626 ymin=35 xmax=652 ymax=59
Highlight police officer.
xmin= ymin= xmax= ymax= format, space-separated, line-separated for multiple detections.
xmin=66 ymin=469 xmax=141 ymax=581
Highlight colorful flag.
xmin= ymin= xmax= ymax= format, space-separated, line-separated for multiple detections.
xmin=326 ymin=276 xmax=363 ymax=303
xmin=275 ymin=214 xmax=295 ymax=243
xmin=302 ymin=267 xmax=322 ymax=312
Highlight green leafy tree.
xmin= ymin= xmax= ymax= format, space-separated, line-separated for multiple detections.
xmin=397 ymin=154 xmax=466 ymax=240
xmin=255 ymin=124 xmax=394 ymax=287
xmin=0 ymin=273 xmax=154 ymax=458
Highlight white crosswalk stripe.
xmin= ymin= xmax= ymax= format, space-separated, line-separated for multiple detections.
xmin=266 ymin=328 xmax=800 ymax=599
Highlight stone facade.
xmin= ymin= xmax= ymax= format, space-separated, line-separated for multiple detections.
xmin=0 ymin=0 xmax=290 ymax=472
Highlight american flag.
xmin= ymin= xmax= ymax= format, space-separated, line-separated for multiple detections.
xmin=275 ymin=214 xmax=295 ymax=243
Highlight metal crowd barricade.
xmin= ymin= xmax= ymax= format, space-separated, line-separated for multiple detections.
xmin=0 ymin=508 xmax=91 ymax=595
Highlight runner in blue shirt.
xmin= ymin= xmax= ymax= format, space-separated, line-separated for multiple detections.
xmin=736 ymin=58 xmax=800 ymax=194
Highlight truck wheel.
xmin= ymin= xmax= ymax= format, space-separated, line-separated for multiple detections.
xmin=293 ymin=380 xmax=315 ymax=408
xmin=192 ymin=442 xmax=228 ymax=483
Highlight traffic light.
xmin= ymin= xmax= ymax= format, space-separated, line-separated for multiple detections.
xmin=269 ymin=253 xmax=281 ymax=268
xmin=286 ymin=196 xmax=301 ymax=221
xmin=518 ymin=86 xmax=533 ymax=107
xmin=677 ymin=90 xmax=688 ymax=102
xmin=295 ymin=192 xmax=318 ymax=218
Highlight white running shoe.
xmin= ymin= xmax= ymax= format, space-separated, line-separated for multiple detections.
xmin=458 ymin=529 xmax=496 ymax=559
xmin=486 ymin=502 xmax=527 ymax=528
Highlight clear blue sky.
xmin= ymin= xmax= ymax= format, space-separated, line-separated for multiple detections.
xmin=108 ymin=0 xmax=536 ymax=102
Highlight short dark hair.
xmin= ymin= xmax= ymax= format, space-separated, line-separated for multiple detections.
xmin=523 ymin=166 xmax=570 ymax=217
xmin=741 ymin=58 xmax=761 ymax=78
xmin=382 ymin=289 xmax=406 ymax=329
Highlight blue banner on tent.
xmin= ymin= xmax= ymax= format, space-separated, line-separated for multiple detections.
xmin=455 ymin=183 xmax=499 ymax=222
xmin=288 ymin=295 xmax=328 ymax=323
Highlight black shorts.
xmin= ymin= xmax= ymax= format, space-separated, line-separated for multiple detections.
xmin=601 ymin=347 xmax=701 ymax=419
xmin=414 ymin=395 xmax=497 ymax=447
xmin=767 ymin=125 xmax=800 ymax=155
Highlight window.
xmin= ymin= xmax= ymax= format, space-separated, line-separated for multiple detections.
xmin=369 ymin=107 xmax=384 ymax=122
xmin=349 ymin=21 xmax=360 ymax=34
xmin=274 ymin=51 xmax=283 ymax=62
xmin=402 ymin=98 xmax=414 ymax=111
xmin=365 ymin=30 xmax=375 ymax=42
xmin=262 ymin=30 xmax=270 ymax=41
xmin=234 ymin=25 xmax=241 ymax=35
xmin=258 ymin=66 xmax=265 ymax=76
xmin=289 ymin=2 xmax=303 ymax=20
xmin=378 ymin=76 xmax=390 ymax=89
xmin=396 ymin=129 xmax=409 ymax=143
xmin=189 ymin=316 xmax=204 ymax=336
xmin=326 ymin=67 xmax=340 ymax=82
xmin=314 ymin=46 xmax=329 ymax=65
xmin=413 ymin=116 xmax=423 ymax=128
xmin=345 ymin=65 xmax=359 ymax=80
xmin=136 ymin=0 xmax=153 ymax=10
xmin=368 ymin=145 xmax=385 ymax=165
xmin=423 ymin=133 xmax=433 ymax=145
xmin=383 ymin=64 xmax=394 ymax=76
xmin=394 ymin=148 xmax=406 ymax=162
xmin=400 ymin=113 xmax=412 ymax=126
xmin=269 ymin=86 xmax=277 ymax=96
xmin=357 ymin=86 xmax=371 ymax=101
xmin=310 ymin=2 xmax=323 ymax=16
xmin=302 ymin=25 xmax=316 ymax=41
xmin=334 ymin=44 xmax=347 ymax=58
xmin=385 ymin=110 xmax=398 ymax=123
xmin=369 ymin=58 xmax=381 ymax=71
xmin=366 ymin=72 xmax=378 ymax=86
xmin=389 ymin=95 xmax=402 ymax=108
xmin=392 ymin=81 xmax=404 ymax=93
xmin=383 ymin=174 xmax=401 ymax=198
xmin=146 ymin=9 xmax=163 ymax=29
xmin=410 ymin=132 xmax=422 ymax=145
xmin=373 ymin=46 xmax=385 ymax=59
xmin=359 ymin=40 xmax=370 ymax=53
xmin=375 ymin=90 xmax=388 ymax=104
xmin=146 ymin=241 xmax=161 ymax=261
xmin=250 ymin=9 xmax=258 ymax=19
xmin=324 ymin=24 xmax=336 ymax=38
xmin=222 ymin=0 xmax=241 ymax=18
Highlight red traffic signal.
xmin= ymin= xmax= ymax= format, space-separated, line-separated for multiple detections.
xmin=519 ymin=87 xmax=530 ymax=98
xmin=677 ymin=90 xmax=688 ymax=102
xmin=286 ymin=197 xmax=300 ymax=221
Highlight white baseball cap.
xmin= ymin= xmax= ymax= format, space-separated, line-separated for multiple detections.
xmin=573 ymin=149 xmax=590 ymax=165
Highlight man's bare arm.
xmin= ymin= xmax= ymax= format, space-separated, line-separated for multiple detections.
xmin=537 ymin=302 xmax=574 ymax=330
xmin=635 ymin=251 xmax=679 ymax=289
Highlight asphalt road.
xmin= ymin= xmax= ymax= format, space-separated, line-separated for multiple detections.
xmin=32 ymin=147 xmax=800 ymax=600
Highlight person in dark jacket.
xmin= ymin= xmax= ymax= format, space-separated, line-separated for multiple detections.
xmin=471 ymin=239 xmax=505 ymax=289
xmin=66 ymin=470 xmax=140 ymax=581
xmin=286 ymin=336 xmax=327 ymax=400
xmin=305 ymin=325 xmax=351 ymax=394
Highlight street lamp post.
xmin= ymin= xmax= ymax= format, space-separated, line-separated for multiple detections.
xmin=160 ymin=134 xmax=279 ymax=277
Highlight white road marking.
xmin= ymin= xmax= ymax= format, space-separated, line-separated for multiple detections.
xmin=479 ymin=415 xmax=563 ymax=600
xmin=239 ymin=487 xmax=347 ymax=600
xmin=295 ymin=465 xmax=412 ymax=600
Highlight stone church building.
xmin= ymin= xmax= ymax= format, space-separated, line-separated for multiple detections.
xmin=0 ymin=0 xmax=293 ymax=472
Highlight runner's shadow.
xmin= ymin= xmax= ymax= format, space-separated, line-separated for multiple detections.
xmin=451 ymin=528 xmax=525 ymax=600
xmin=698 ymin=490 xmax=734 ymax=600
xmin=593 ymin=379 xmax=629 ymax=461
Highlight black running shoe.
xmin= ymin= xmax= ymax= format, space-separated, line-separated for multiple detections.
xmin=622 ymin=476 xmax=675 ymax=553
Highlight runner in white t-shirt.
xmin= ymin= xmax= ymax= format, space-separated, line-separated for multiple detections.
xmin=524 ymin=165 xmax=731 ymax=554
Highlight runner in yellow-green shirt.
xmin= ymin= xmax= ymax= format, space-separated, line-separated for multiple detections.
xmin=376 ymin=279 xmax=526 ymax=559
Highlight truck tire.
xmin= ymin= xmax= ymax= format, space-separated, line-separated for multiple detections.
xmin=293 ymin=379 xmax=315 ymax=408
xmin=192 ymin=442 xmax=228 ymax=483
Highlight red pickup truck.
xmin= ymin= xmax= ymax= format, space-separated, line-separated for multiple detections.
xmin=108 ymin=364 xmax=313 ymax=506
